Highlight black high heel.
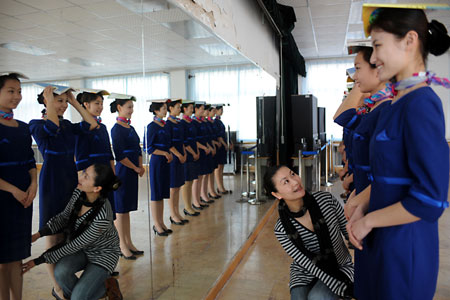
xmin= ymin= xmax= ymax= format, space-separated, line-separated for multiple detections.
xmin=170 ymin=216 xmax=184 ymax=226
xmin=208 ymin=193 xmax=221 ymax=199
xmin=153 ymin=225 xmax=168 ymax=236
xmin=192 ymin=204 xmax=204 ymax=210
xmin=120 ymin=252 xmax=137 ymax=260
xmin=184 ymin=209 xmax=200 ymax=216
xmin=200 ymin=203 xmax=209 ymax=208
xmin=164 ymin=228 xmax=173 ymax=234
xmin=200 ymin=197 xmax=214 ymax=204
xmin=130 ymin=249 xmax=144 ymax=255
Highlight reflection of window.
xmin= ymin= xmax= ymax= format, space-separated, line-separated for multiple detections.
xmin=302 ymin=58 xmax=354 ymax=140
xmin=17 ymin=81 xmax=70 ymax=124
xmin=187 ymin=65 xmax=276 ymax=141
xmin=86 ymin=73 xmax=170 ymax=141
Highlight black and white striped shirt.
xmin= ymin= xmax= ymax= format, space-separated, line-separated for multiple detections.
xmin=274 ymin=191 xmax=354 ymax=297
xmin=36 ymin=189 xmax=120 ymax=274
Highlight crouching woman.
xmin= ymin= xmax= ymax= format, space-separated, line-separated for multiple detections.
xmin=264 ymin=166 xmax=354 ymax=300
xmin=22 ymin=163 xmax=121 ymax=300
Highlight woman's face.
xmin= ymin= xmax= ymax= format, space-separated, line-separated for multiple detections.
xmin=118 ymin=100 xmax=134 ymax=119
xmin=184 ymin=104 xmax=194 ymax=116
xmin=47 ymin=93 xmax=69 ymax=117
xmin=195 ymin=105 xmax=204 ymax=116
xmin=77 ymin=165 xmax=101 ymax=194
xmin=353 ymin=52 xmax=380 ymax=94
xmin=85 ymin=96 xmax=104 ymax=117
xmin=202 ymin=109 xmax=209 ymax=118
xmin=216 ymin=108 xmax=223 ymax=116
xmin=156 ymin=103 xmax=167 ymax=118
xmin=208 ymin=108 xmax=216 ymax=118
xmin=370 ymin=30 xmax=409 ymax=82
xmin=271 ymin=166 xmax=305 ymax=201
xmin=0 ymin=79 xmax=21 ymax=112
xmin=170 ymin=102 xmax=181 ymax=116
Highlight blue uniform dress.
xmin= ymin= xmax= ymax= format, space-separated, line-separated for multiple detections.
xmin=146 ymin=122 xmax=171 ymax=201
xmin=358 ymin=87 xmax=449 ymax=300
xmin=349 ymin=101 xmax=391 ymax=298
xmin=75 ymin=122 xmax=116 ymax=215
xmin=0 ymin=121 xmax=36 ymax=263
xmin=111 ymin=124 xmax=141 ymax=212
xmin=192 ymin=117 xmax=208 ymax=176
xmin=214 ymin=118 xmax=227 ymax=165
xmin=205 ymin=119 xmax=218 ymax=171
xmin=180 ymin=118 xmax=199 ymax=182
xmin=201 ymin=119 xmax=214 ymax=174
xmin=30 ymin=119 xmax=90 ymax=228
xmin=165 ymin=118 xmax=185 ymax=188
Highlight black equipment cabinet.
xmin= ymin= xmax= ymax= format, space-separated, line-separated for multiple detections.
xmin=256 ymin=96 xmax=276 ymax=159
xmin=289 ymin=94 xmax=319 ymax=152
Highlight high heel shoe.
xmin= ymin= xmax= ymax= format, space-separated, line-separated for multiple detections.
xmin=181 ymin=219 xmax=189 ymax=224
xmin=120 ymin=252 xmax=137 ymax=260
xmin=170 ymin=216 xmax=184 ymax=226
xmin=208 ymin=192 xmax=221 ymax=199
xmin=184 ymin=208 xmax=200 ymax=216
xmin=192 ymin=204 xmax=203 ymax=210
xmin=130 ymin=249 xmax=144 ymax=255
xmin=200 ymin=203 xmax=209 ymax=208
xmin=164 ymin=228 xmax=173 ymax=234
xmin=217 ymin=188 xmax=232 ymax=194
xmin=200 ymin=197 xmax=214 ymax=204
xmin=153 ymin=225 xmax=168 ymax=236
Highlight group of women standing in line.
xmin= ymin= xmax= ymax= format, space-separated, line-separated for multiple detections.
xmin=146 ymin=99 xmax=231 ymax=236
xmin=0 ymin=71 xmax=232 ymax=299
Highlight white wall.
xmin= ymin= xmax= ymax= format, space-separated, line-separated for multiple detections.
xmin=169 ymin=70 xmax=187 ymax=99
xmin=171 ymin=0 xmax=280 ymax=84
xmin=428 ymin=52 xmax=450 ymax=139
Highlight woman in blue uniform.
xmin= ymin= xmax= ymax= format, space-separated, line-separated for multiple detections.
xmin=206 ymin=106 xmax=221 ymax=200
xmin=30 ymin=85 xmax=97 ymax=296
xmin=349 ymin=6 xmax=450 ymax=299
xmin=335 ymin=44 xmax=392 ymax=297
xmin=198 ymin=105 xmax=216 ymax=205
xmin=75 ymin=90 xmax=116 ymax=216
xmin=180 ymin=100 xmax=201 ymax=217
xmin=0 ymin=73 xmax=37 ymax=300
xmin=110 ymin=94 xmax=144 ymax=258
xmin=191 ymin=102 xmax=212 ymax=210
xmin=165 ymin=99 xmax=188 ymax=225
xmin=146 ymin=99 xmax=173 ymax=236
xmin=213 ymin=104 xmax=231 ymax=194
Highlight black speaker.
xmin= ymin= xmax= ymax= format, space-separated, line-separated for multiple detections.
xmin=256 ymin=96 xmax=276 ymax=158
xmin=289 ymin=94 xmax=318 ymax=152
xmin=317 ymin=107 xmax=326 ymax=144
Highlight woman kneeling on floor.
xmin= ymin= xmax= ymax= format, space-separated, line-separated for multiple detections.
xmin=22 ymin=163 xmax=121 ymax=300
xmin=264 ymin=165 xmax=354 ymax=300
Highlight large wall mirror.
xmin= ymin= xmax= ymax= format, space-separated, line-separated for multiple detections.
xmin=0 ymin=0 xmax=277 ymax=298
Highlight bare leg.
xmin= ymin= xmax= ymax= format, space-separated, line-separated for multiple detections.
xmin=0 ymin=263 xmax=11 ymax=300
xmin=215 ymin=164 xmax=226 ymax=192
xmin=114 ymin=214 xmax=133 ymax=257
xmin=158 ymin=201 xmax=168 ymax=231
xmin=201 ymin=174 xmax=211 ymax=201
xmin=181 ymin=181 xmax=195 ymax=214
xmin=192 ymin=177 xmax=202 ymax=207
xmin=150 ymin=201 xmax=165 ymax=233
xmin=169 ymin=188 xmax=182 ymax=222
xmin=208 ymin=171 xmax=219 ymax=197
xmin=122 ymin=213 xmax=139 ymax=252
xmin=45 ymin=235 xmax=64 ymax=298
xmin=8 ymin=261 xmax=22 ymax=300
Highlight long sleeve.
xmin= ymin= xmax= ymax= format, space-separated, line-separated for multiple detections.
xmin=29 ymin=119 xmax=59 ymax=140
xmin=70 ymin=121 xmax=91 ymax=135
xmin=331 ymin=196 xmax=349 ymax=240
xmin=145 ymin=123 xmax=157 ymax=154
xmin=111 ymin=126 xmax=126 ymax=161
xmin=334 ymin=109 xmax=361 ymax=130
xmin=274 ymin=221 xmax=348 ymax=297
xmin=401 ymin=93 xmax=449 ymax=222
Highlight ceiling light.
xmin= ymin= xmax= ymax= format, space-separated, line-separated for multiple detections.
xmin=0 ymin=42 xmax=55 ymax=56
xmin=199 ymin=44 xmax=237 ymax=56
xmin=59 ymin=57 xmax=104 ymax=67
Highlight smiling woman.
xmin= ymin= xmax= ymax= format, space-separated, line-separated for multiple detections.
xmin=263 ymin=165 xmax=354 ymax=300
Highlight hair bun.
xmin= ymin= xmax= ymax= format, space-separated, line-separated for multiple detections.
xmin=428 ymin=20 xmax=450 ymax=56
xmin=110 ymin=101 xmax=117 ymax=113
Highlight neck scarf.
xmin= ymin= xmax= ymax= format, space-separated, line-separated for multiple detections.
xmin=116 ymin=116 xmax=130 ymax=125
xmin=215 ymin=116 xmax=221 ymax=120
xmin=391 ymin=71 xmax=450 ymax=96
xmin=183 ymin=115 xmax=192 ymax=122
xmin=207 ymin=116 xmax=213 ymax=122
xmin=0 ymin=110 xmax=13 ymax=120
xmin=357 ymin=83 xmax=393 ymax=115
xmin=154 ymin=116 xmax=165 ymax=125
xmin=168 ymin=115 xmax=179 ymax=122
xmin=94 ymin=116 xmax=102 ymax=124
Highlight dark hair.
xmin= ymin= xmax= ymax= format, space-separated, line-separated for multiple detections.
xmin=167 ymin=100 xmax=181 ymax=112
xmin=194 ymin=104 xmax=204 ymax=111
xmin=37 ymin=90 xmax=60 ymax=105
xmin=0 ymin=74 xmax=20 ymax=90
xmin=149 ymin=102 xmax=165 ymax=115
xmin=369 ymin=8 xmax=450 ymax=63
xmin=93 ymin=164 xmax=121 ymax=197
xmin=77 ymin=92 xmax=103 ymax=108
xmin=207 ymin=106 xmax=215 ymax=112
xmin=263 ymin=165 xmax=285 ymax=196
xmin=355 ymin=47 xmax=376 ymax=69
xmin=215 ymin=106 xmax=223 ymax=110
xmin=182 ymin=103 xmax=194 ymax=113
xmin=110 ymin=99 xmax=129 ymax=113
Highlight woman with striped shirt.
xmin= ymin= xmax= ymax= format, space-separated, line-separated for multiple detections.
xmin=22 ymin=164 xmax=121 ymax=300
xmin=264 ymin=166 xmax=354 ymax=300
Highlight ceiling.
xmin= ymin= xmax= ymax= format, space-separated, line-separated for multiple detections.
xmin=277 ymin=0 xmax=450 ymax=59
xmin=0 ymin=0 xmax=250 ymax=81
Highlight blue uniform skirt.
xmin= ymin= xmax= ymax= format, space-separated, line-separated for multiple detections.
xmin=184 ymin=154 xmax=199 ymax=182
xmin=170 ymin=156 xmax=185 ymax=188
xmin=114 ymin=161 xmax=138 ymax=213
xmin=197 ymin=149 xmax=209 ymax=176
xmin=149 ymin=154 xmax=170 ymax=201
xmin=217 ymin=147 xmax=227 ymax=165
